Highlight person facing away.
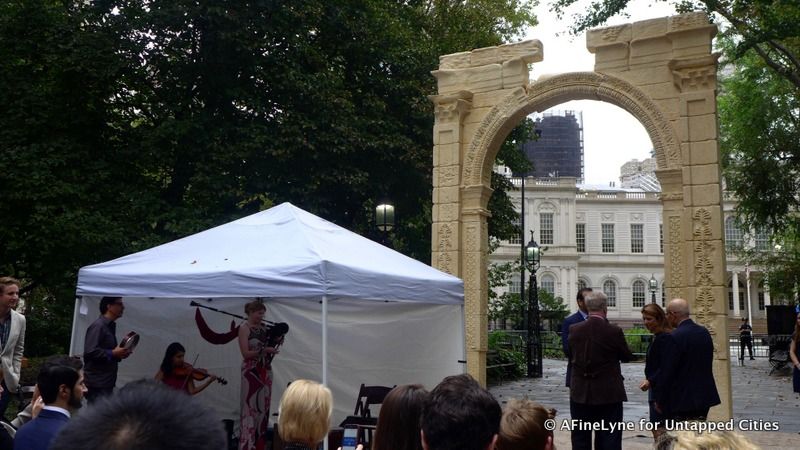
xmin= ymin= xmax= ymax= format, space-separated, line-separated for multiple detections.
xmin=372 ymin=384 xmax=429 ymax=450
xmin=277 ymin=379 xmax=332 ymax=450
xmin=496 ymin=398 xmax=556 ymax=450
xmin=0 ymin=277 xmax=27 ymax=416
xmin=561 ymin=288 xmax=592 ymax=387
xmin=739 ymin=317 xmax=754 ymax=360
xmin=656 ymin=298 xmax=721 ymax=421
xmin=567 ymin=290 xmax=634 ymax=450
xmin=83 ymin=296 xmax=132 ymax=403
xmin=638 ymin=303 xmax=673 ymax=441
xmin=13 ymin=356 xmax=86 ymax=450
xmin=50 ymin=379 xmax=226 ymax=450
xmin=420 ymin=373 xmax=501 ymax=450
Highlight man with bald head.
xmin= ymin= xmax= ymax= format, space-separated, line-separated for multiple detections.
xmin=656 ymin=298 xmax=721 ymax=421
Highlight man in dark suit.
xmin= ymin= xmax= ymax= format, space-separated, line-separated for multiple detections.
xmin=562 ymin=287 xmax=592 ymax=387
xmin=14 ymin=356 xmax=86 ymax=450
xmin=657 ymin=298 xmax=721 ymax=421
xmin=568 ymin=291 xmax=633 ymax=450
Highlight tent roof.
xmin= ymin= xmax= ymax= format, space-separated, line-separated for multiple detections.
xmin=77 ymin=203 xmax=463 ymax=303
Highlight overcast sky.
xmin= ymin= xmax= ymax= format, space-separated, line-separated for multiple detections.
xmin=523 ymin=0 xmax=679 ymax=185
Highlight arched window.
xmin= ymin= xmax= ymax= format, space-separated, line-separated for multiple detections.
xmin=603 ymin=280 xmax=617 ymax=307
xmin=632 ymin=280 xmax=646 ymax=308
xmin=577 ymin=279 xmax=587 ymax=291
xmin=725 ymin=216 xmax=743 ymax=250
xmin=541 ymin=274 xmax=555 ymax=296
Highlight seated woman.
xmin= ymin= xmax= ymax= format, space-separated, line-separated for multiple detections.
xmin=497 ymin=398 xmax=556 ymax=450
xmin=372 ymin=384 xmax=429 ymax=450
xmin=154 ymin=342 xmax=218 ymax=396
xmin=278 ymin=380 xmax=332 ymax=450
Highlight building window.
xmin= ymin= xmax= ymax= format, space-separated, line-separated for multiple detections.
xmin=601 ymin=224 xmax=615 ymax=253
xmin=758 ymin=291 xmax=765 ymax=311
xmin=725 ymin=217 xmax=743 ymax=251
xmin=632 ymin=280 xmax=646 ymax=308
xmin=541 ymin=274 xmax=555 ymax=295
xmin=659 ymin=224 xmax=663 ymax=254
xmin=576 ymin=223 xmax=586 ymax=253
xmin=509 ymin=214 xmax=522 ymax=245
xmin=540 ymin=213 xmax=554 ymax=245
xmin=603 ymin=280 xmax=617 ymax=307
xmin=755 ymin=229 xmax=769 ymax=251
xmin=508 ymin=280 xmax=520 ymax=294
xmin=578 ymin=279 xmax=587 ymax=291
xmin=727 ymin=279 xmax=745 ymax=310
xmin=631 ymin=224 xmax=644 ymax=253
xmin=661 ymin=285 xmax=666 ymax=307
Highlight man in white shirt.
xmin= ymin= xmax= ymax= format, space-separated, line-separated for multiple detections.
xmin=14 ymin=356 xmax=86 ymax=450
xmin=0 ymin=277 xmax=26 ymax=416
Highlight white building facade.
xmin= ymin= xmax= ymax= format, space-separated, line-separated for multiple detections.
xmin=490 ymin=177 xmax=772 ymax=328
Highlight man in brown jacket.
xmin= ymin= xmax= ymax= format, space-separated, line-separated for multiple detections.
xmin=568 ymin=291 xmax=634 ymax=450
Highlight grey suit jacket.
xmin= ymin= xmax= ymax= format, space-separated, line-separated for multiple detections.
xmin=1 ymin=309 xmax=26 ymax=391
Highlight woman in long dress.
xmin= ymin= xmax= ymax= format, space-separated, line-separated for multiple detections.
xmin=239 ymin=300 xmax=279 ymax=450
xmin=790 ymin=312 xmax=800 ymax=395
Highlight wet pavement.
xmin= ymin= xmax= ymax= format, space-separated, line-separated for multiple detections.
xmin=489 ymin=357 xmax=800 ymax=449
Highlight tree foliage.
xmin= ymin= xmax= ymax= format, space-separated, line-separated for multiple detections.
xmin=718 ymin=31 xmax=800 ymax=301
xmin=0 ymin=0 xmax=537 ymax=354
xmin=549 ymin=0 xmax=800 ymax=89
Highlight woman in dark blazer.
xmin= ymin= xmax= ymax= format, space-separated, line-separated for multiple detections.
xmin=639 ymin=303 xmax=672 ymax=440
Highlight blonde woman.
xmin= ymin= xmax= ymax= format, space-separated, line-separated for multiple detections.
xmin=278 ymin=380 xmax=333 ymax=450
xmin=238 ymin=300 xmax=279 ymax=450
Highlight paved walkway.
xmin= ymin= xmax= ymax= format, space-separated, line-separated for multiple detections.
xmin=489 ymin=358 xmax=799 ymax=449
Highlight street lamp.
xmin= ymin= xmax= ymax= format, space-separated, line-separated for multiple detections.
xmin=649 ymin=274 xmax=658 ymax=304
xmin=375 ymin=201 xmax=395 ymax=246
xmin=525 ymin=232 xmax=542 ymax=378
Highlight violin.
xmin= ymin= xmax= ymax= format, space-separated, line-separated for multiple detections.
xmin=173 ymin=363 xmax=228 ymax=385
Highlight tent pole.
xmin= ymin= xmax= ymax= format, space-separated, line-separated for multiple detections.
xmin=68 ymin=297 xmax=81 ymax=354
xmin=322 ymin=294 xmax=328 ymax=450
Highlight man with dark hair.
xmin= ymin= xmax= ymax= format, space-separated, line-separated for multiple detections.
xmin=50 ymin=380 xmax=226 ymax=450
xmin=0 ymin=277 xmax=26 ymax=416
xmin=13 ymin=356 xmax=86 ymax=450
xmin=568 ymin=291 xmax=633 ymax=450
xmin=739 ymin=317 xmax=754 ymax=361
xmin=421 ymin=374 xmax=501 ymax=450
xmin=83 ymin=296 xmax=132 ymax=403
xmin=562 ymin=287 xmax=592 ymax=387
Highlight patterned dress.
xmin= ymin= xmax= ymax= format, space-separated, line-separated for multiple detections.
xmin=240 ymin=325 xmax=272 ymax=450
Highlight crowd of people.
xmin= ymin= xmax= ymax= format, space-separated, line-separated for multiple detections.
xmin=2 ymin=275 xmax=799 ymax=450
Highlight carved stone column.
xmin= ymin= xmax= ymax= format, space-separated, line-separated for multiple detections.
xmin=429 ymin=92 xmax=473 ymax=278
xmin=667 ymin=19 xmax=732 ymax=418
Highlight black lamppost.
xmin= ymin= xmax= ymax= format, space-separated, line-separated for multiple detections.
xmin=649 ymin=274 xmax=658 ymax=304
xmin=375 ymin=201 xmax=395 ymax=246
xmin=525 ymin=233 xmax=542 ymax=378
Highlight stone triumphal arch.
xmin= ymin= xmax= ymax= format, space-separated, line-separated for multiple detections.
xmin=430 ymin=12 xmax=732 ymax=418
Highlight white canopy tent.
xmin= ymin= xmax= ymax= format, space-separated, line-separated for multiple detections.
xmin=70 ymin=203 xmax=465 ymax=425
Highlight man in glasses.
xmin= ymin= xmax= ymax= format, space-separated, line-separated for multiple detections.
xmin=83 ymin=297 xmax=132 ymax=403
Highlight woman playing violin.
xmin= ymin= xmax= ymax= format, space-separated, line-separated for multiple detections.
xmin=238 ymin=300 xmax=280 ymax=450
xmin=155 ymin=342 xmax=218 ymax=396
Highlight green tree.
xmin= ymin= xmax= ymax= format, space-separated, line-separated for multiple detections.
xmin=717 ymin=32 xmax=800 ymax=303
xmin=1 ymin=0 xmax=538 ymax=354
